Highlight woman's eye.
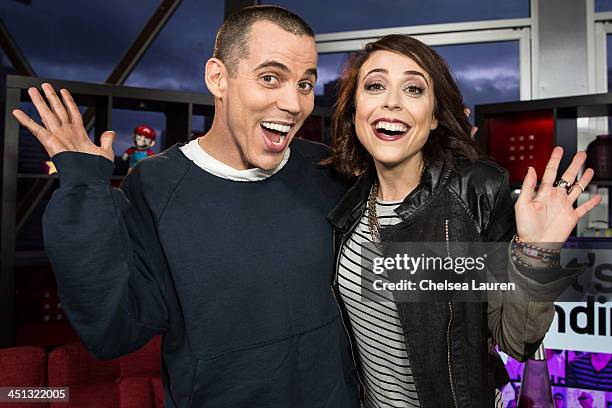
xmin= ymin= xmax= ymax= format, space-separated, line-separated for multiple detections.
xmin=405 ymin=85 xmax=423 ymax=94
xmin=366 ymin=82 xmax=384 ymax=91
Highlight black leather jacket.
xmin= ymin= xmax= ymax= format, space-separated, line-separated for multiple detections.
xmin=327 ymin=158 xmax=554 ymax=408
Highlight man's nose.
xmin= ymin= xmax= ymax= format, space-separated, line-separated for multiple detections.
xmin=277 ymin=86 xmax=301 ymax=116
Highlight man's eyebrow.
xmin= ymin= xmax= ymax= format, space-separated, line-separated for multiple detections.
xmin=363 ymin=68 xmax=429 ymax=85
xmin=305 ymin=68 xmax=317 ymax=80
xmin=254 ymin=60 xmax=290 ymax=72
xmin=254 ymin=61 xmax=317 ymax=80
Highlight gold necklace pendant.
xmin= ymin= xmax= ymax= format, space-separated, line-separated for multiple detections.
xmin=367 ymin=179 xmax=383 ymax=250
xmin=367 ymin=160 xmax=428 ymax=250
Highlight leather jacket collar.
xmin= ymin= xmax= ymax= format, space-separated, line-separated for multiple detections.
xmin=327 ymin=160 xmax=452 ymax=231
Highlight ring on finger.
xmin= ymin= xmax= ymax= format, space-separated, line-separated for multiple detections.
xmin=553 ymin=178 xmax=573 ymax=194
xmin=569 ymin=181 xmax=585 ymax=194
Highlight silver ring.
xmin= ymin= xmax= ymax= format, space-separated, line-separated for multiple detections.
xmin=570 ymin=181 xmax=585 ymax=194
xmin=553 ymin=179 xmax=572 ymax=194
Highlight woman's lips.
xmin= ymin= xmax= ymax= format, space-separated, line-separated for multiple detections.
xmin=371 ymin=124 xmax=409 ymax=141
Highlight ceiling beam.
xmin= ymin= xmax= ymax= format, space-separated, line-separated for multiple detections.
xmin=0 ymin=17 xmax=36 ymax=75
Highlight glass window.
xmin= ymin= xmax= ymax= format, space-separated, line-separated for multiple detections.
xmin=124 ymin=0 xmax=223 ymax=93
xmin=264 ymin=0 xmax=529 ymax=34
xmin=596 ymin=0 xmax=612 ymax=12
xmin=315 ymin=52 xmax=353 ymax=108
xmin=433 ymin=41 xmax=521 ymax=123
xmin=607 ymin=34 xmax=612 ymax=92
xmin=0 ymin=1 xmax=159 ymax=82
xmin=605 ymin=34 xmax=612 ymax=134
xmin=314 ymin=42 xmax=520 ymax=122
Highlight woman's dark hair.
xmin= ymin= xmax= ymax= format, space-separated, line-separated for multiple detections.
xmin=324 ymin=35 xmax=483 ymax=177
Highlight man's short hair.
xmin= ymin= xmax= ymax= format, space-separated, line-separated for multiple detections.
xmin=213 ymin=5 xmax=315 ymax=76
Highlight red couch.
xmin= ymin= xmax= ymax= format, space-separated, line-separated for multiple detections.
xmin=0 ymin=336 xmax=163 ymax=408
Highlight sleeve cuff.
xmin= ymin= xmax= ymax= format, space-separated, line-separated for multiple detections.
xmin=514 ymin=262 xmax=562 ymax=284
xmin=52 ymin=151 xmax=115 ymax=187
xmin=508 ymin=246 xmax=585 ymax=301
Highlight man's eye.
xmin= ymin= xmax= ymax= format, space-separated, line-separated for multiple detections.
xmin=298 ymin=82 xmax=313 ymax=91
xmin=261 ymin=75 xmax=278 ymax=84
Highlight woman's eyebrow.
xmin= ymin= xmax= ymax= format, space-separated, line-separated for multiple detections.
xmin=363 ymin=68 xmax=428 ymax=85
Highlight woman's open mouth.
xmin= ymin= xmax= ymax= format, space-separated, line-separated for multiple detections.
xmin=371 ymin=118 xmax=410 ymax=141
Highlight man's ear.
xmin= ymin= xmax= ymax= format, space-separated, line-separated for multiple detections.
xmin=205 ymin=58 xmax=228 ymax=99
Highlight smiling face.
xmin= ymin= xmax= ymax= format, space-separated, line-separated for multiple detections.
xmin=134 ymin=134 xmax=154 ymax=148
xmin=354 ymin=50 xmax=438 ymax=170
xmin=214 ymin=21 xmax=317 ymax=170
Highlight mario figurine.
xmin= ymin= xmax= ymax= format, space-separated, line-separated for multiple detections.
xmin=122 ymin=125 xmax=156 ymax=169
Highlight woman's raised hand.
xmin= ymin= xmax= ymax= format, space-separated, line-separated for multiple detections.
xmin=514 ymin=146 xmax=602 ymax=245
xmin=12 ymin=83 xmax=115 ymax=162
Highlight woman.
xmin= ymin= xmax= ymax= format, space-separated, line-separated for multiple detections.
xmin=325 ymin=35 xmax=601 ymax=407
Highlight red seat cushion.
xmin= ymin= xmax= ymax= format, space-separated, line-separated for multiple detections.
xmin=0 ymin=346 xmax=48 ymax=408
xmin=150 ymin=377 xmax=164 ymax=408
xmin=0 ymin=347 xmax=46 ymax=387
xmin=49 ymin=382 xmax=118 ymax=408
xmin=118 ymin=377 xmax=153 ymax=408
xmin=118 ymin=336 xmax=161 ymax=378
xmin=46 ymin=339 xmax=163 ymax=407
xmin=48 ymin=342 xmax=118 ymax=386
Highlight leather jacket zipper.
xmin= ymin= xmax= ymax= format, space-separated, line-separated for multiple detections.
xmin=447 ymin=302 xmax=458 ymax=408
xmin=445 ymin=219 xmax=458 ymax=408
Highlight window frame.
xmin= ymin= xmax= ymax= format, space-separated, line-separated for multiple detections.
xmin=315 ymin=17 xmax=532 ymax=100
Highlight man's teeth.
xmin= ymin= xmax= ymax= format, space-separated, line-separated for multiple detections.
xmin=261 ymin=121 xmax=292 ymax=133
xmin=374 ymin=121 xmax=408 ymax=132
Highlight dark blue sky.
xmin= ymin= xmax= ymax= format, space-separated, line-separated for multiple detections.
xmin=2 ymin=0 xmax=594 ymax=153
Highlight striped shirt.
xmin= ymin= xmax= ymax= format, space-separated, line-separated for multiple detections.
xmin=567 ymin=353 xmax=612 ymax=391
xmin=338 ymin=199 xmax=420 ymax=408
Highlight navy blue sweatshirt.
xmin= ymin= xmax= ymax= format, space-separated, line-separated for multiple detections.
xmin=43 ymin=139 xmax=358 ymax=407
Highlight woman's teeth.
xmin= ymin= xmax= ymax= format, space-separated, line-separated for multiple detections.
xmin=374 ymin=121 xmax=408 ymax=132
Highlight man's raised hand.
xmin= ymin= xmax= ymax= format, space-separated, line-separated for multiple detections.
xmin=11 ymin=83 xmax=115 ymax=162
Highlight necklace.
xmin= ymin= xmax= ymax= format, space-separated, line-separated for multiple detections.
xmin=367 ymin=160 xmax=428 ymax=249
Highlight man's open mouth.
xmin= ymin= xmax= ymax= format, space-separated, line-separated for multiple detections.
xmin=260 ymin=121 xmax=294 ymax=152
xmin=371 ymin=119 xmax=410 ymax=141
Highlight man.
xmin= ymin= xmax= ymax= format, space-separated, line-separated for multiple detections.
xmin=12 ymin=6 xmax=358 ymax=407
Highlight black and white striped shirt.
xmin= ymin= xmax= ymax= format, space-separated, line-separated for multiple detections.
xmin=338 ymin=200 xmax=420 ymax=408
xmin=338 ymin=198 xmax=504 ymax=408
